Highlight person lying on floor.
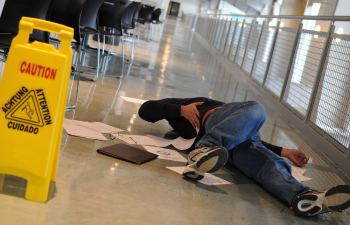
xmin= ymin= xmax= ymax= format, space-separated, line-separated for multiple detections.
xmin=138 ymin=97 xmax=350 ymax=217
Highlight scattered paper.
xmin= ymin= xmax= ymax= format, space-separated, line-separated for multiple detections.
xmin=64 ymin=118 xmax=90 ymax=126
xmin=291 ymin=165 xmax=312 ymax=182
xmin=137 ymin=135 xmax=196 ymax=150
xmin=138 ymin=135 xmax=174 ymax=147
xmin=63 ymin=119 xmax=124 ymax=141
xmin=142 ymin=146 xmax=187 ymax=162
xmin=166 ymin=167 xmax=232 ymax=185
xmin=120 ymin=96 xmax=147 ymax=104
xmin=172 ymin=136 xmax=197 ymax=150
xmin=63 ymin=119 xmax=108 ymax=141
xmin=79 ymin=122 xmax=124 ymax=134
xmin=112 ymin=134 xmax=145 ymax=145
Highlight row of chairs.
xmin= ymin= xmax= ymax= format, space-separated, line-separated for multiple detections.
xmin=0 ymin=0 xmax=163 ymax=109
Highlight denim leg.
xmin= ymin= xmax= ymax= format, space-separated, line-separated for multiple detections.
xmin=196 ymin=101 xmax=266 ymax=150
xmin=196 ymin=100 xmax=308 ymax=205
xmin=227 ymin=135 xmax=308 ymax=206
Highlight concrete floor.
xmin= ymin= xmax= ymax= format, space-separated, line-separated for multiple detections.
xmin=0 ymin=18 xmax=350 ymax=225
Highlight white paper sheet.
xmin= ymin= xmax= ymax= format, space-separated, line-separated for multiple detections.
xmin=291 ymin=165 xmax=312 ymax=182
xmin=79 ymin=122 xmax=124 ymax=134
xmin=64 ymin=118 xmax=90 ymax=126
xmin=137 ymin=135 xmax=175 ymax=147
xmin=137 ymin=135 xmax=196 ymax=150
xmin=112 ymin=134 xmax=145 ymax=145
xmin=63 ymin=119 xmax=108 ymax=141
xmin=308 ymin=158 xmax=313 ymax=164
xmin=166 ymin=167 xmax=232 ymax=185
xmin=172 ymin=136 xmax=197 ymax=150
xmin=142 ymin=146 xmax=187 ymax=162
xmin=120 ymin=96 xmax=147 ymax=104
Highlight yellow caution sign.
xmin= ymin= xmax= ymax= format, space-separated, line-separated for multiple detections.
xmin=0 ymin=17 xmax=73 ymax=202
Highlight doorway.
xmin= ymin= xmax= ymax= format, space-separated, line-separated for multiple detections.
xmin=168 ymin=1 xmax=180 ymax=17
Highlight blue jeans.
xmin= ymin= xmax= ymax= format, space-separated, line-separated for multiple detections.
xmin=195 ymin=101 xmax=309 ymax=206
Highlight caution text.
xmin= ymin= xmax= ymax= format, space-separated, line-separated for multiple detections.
xmin=20 ymin=61 xmax=57 ymax=80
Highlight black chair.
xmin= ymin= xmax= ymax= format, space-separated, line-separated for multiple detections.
xmin=132 ymin=3 xmax=143 ymax=42
xmin=0 ymin=0 xmax=52 ymax=56
xmin=80 ymin=0 xmax=105 ymax=81
xmin=138 ymin=5 xmax=154 ymax=24
xmin=121 ymin=1 xmax=141 ymax=60
xmin=98 ymin=0 xmax=132 ymax=77
xmin=138 ymin=5 xmax=155 ymax=41
xmin=122 ymin=2 xmax=141 ymax=30
xmin=134 ymin=3 xmax=143 ymax=23
xmin=151 ymin=8 xmax=163 ymax=41
xmin=99 ymin=0 xmax=132 ymax=36
xmin=152 ymin=8 xmax=163 ymax=24
xmin=49 ymin=0 xmax=87 ymax=109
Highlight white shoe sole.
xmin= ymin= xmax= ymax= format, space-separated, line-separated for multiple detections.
xmin=293 ymin=185 xmax=350 ymax=216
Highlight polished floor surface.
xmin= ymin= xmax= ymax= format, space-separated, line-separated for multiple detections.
xmin=1 ymin=18 xmax=350 ymax=225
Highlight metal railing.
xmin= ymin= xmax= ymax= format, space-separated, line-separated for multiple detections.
xmin=182 ymin=13 xmax=350 ymax=177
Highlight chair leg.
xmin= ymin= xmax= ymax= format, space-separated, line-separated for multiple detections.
xmin=137 ymin=27 xmax=140 ymax=43
xmin=148 ymin=23 xmax=151 ymax=41
xmin=102 ymin=34 xmax=112 ymax=75
xmin=151 ymin=23 xmax=154 ymax=40
xmin=144 ymin=24 xmax=148 ymax=41
xmin=66 ymin=46 xmax=81 ymax=110
xmin=121 ymin=38 xmax=125 ymax=78
xmin=93 ymin=34 xmax=100 ymax=81
xmin=131 ymin=40 xmax=135 ymax=61
xmin=79 ymin=35 xmax=87 ymax=72
xmin=102 ymin=29 xmax=106 ymax=56
xmin=109 ymin=29 xmax=115 ymax=54
xmin=81 ymin=51 xmax=86 ymax=69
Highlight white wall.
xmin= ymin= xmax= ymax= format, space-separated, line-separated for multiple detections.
xmin=209 ymin=0 xmax=220 ymax=10
xmin=175 ymin=0 xmax=201 ymax=17
xmin=200 ymin=1 xmax=210 ymax=13
xmin=334 ymin=0 xmax=350 ymax=35
xmin=142 ymin=0 xmax=200 ymax=19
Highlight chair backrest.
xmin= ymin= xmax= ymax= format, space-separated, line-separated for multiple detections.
xmin=49 ymin=0 xmax=87 ymax=45
xmin=138 ymin=5 xmax=154 ymax=23
xmin=121 ymin=2 xmax=141 ymax=29
xmin=133 ymin=3 xmax=143 ymax=22
xmin=99 ymin=0 xmax=132 ymax=35
xmin=152 ymin=8 xmax=163 ymax=22
xmin=0 ymin=0 xmax=52 ymax=43
xmin=80 ymin=0 xmax=105 ymax=32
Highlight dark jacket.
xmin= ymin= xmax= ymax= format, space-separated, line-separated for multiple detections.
xmin=138 ymin=97 xmax=282 ymax=156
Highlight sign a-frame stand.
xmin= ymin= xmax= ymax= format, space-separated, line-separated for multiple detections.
xmin=0 ymin=17 xmax=73 ymax=202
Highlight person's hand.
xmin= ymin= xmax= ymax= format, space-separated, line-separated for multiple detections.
xmin=180 ymin=102 xmax=204 ymax=130
xmin=281 ymin=148 xmax=309 ymax=167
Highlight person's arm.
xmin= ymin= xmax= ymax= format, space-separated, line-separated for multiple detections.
xmin=281 ymin=148 xmax=309 ymax=167
xmin=261 ymin=141 xmax=309 ymax=167
xmin=261 ymin=141 xmax=282 ymax=156
xmin=139 ymin=98 xmax=204 ymax=129
xmin=138 ymin=98 xmax=182 ymax=123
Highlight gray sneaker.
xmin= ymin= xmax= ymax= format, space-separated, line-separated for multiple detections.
xmin=292 ymin=185 xmax=350 ymax=216
xmin=182 ymin=146 xmax=228 ymax=180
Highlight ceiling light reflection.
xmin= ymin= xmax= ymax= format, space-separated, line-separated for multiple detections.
xmin=160 ymin=37 xmax=172 ymax=74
